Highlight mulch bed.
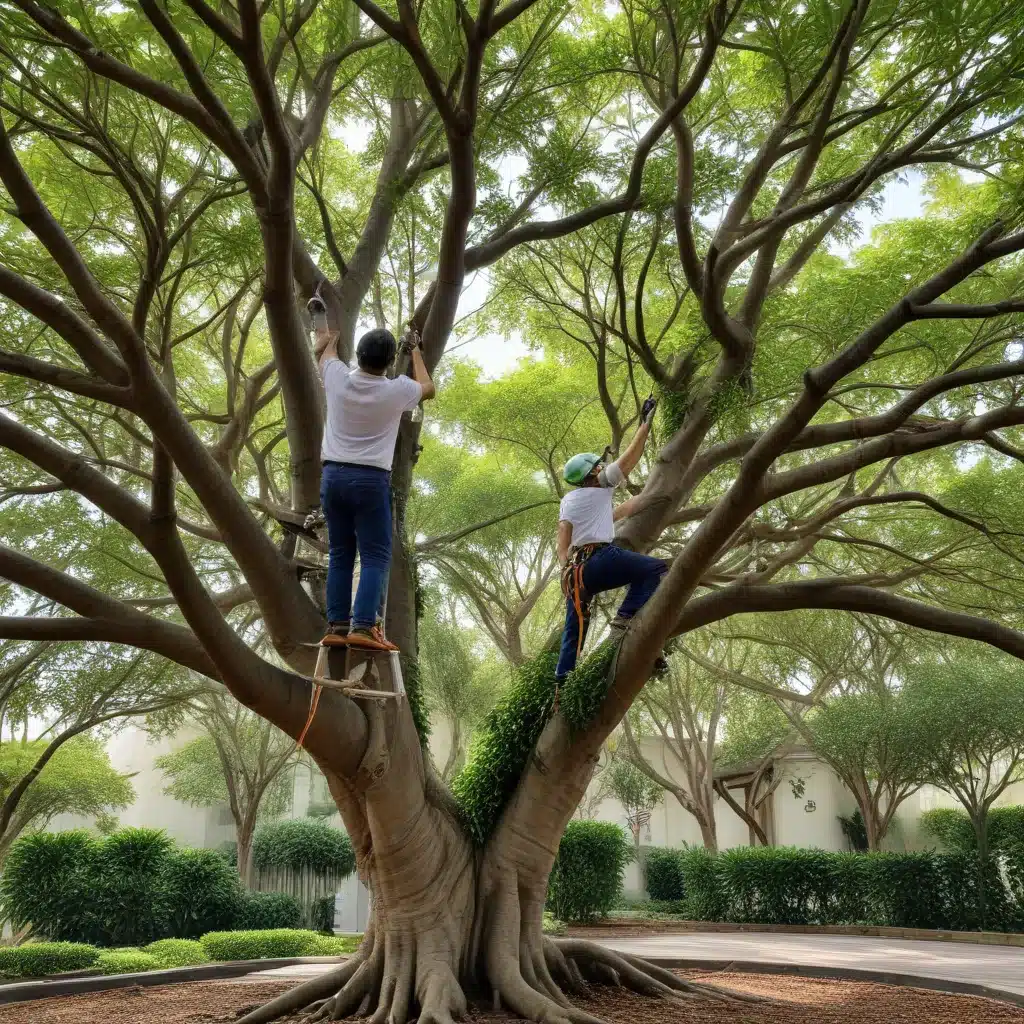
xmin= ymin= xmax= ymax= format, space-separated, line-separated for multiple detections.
xmin=4 ymin=972 xmax=1022 ymax=1023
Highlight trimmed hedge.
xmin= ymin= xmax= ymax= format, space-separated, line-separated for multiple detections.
xmin=661 ymin=846 xmax=1020 ymax=931
xmin=235 ymin=890 xmax=303 ymax=930
xmin=0 ymin=829 xmax=241 ymax=945
xmin=547 ymin=820 xmax=633 ymax=923
xmin=921 ymin=807 xmax=1024 ymax=855
xmin=96 ymin=949 xmax=162 ymax=975
xmin=251 ymin=819 xmax=355 ymax=876
xmin=145 ymin=938 xmax=210 ymax=967
xmin=163 ymin=848 xmax=244 ymax=939
xmin=0 ymin=931 xmax=361 ymax=979
xmin=645 ymin=848 xmax=686 ymax=901
xmin=0 ymin=942 xmax=99 ymax=977
xmin=200 ymin=928 xmax=326 ymax=961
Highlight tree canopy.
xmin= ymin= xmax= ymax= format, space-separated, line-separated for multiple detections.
xmin=2 ymin=1 xmax=1024 ymax=1021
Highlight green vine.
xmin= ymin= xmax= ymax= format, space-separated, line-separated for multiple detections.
xmin=452 ymin=649 xmax=558 ymax=844
xmin=401 ymin=654 xmax=431 ymax=742
xmin=559 ymin=640 xmax=619 ymax=732
xmin=451 ymin=638 xmax=622 ymax=845
xmin=656 ymin=381 xmax=688 ymax=437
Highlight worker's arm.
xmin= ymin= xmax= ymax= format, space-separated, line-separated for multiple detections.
xmin=613 ymin=420 xmax=650 ymax=479
xmin=613 ymin=496 xmax=640 ymax=522
xmin=410 ymin=344 xmax=436 ymax=400
xmin=612 ymin=396 xmax=657 ymax=479
xmin=316 ymin=328 xmax=339 ymax=373
xmin=557 ymin=520 xmax=573 ymax=566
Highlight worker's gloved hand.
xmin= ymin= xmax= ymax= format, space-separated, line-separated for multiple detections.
xmin=307 ymin=294 xmax=328 ymax=334
xmin=399 ymin=329 xmax=422 ymax=355
xmin=640 ymin=395 xmax=658 ymax=425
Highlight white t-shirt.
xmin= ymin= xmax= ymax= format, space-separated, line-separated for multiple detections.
xmin=321 ymin=359 xmax=423 ymax=470
xmin=558 ymin=463 xmax=625 ymax=546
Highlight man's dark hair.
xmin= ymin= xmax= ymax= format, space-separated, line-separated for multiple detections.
xmin=356 ymin=328 xmax=397 ymax=372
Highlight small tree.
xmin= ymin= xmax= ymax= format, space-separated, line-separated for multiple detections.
xmin=716 ymin=690 xmax=794 ymax=847
xmin=906 ymin=654 xmax=1024 ymax=926
xmin=418 ymin=610 xmax=504 ymax=780
xmin=803 ymin=689 xmax=926 ymax=851
xmin=156 ymin=696 xmax=298 ymax=882
xmin=0 ymin=735 xmax=133 ymax=860
xmin=606 ymin=758 xmax=662 ymax=855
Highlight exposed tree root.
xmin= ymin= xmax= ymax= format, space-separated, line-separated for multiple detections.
xmin=240 ymin=930 xmax=768 ymax=1024
xmin=551 ymin=938 xmax=771 ymax=1005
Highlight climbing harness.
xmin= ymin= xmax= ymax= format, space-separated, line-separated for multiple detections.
xmin=554 ymin=542 xmax=607 ymax=711
xmin=564 ymin=542 xmax=606 ymax=657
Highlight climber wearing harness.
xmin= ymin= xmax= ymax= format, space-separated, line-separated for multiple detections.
xmin=555 ymin=396 xmax=665 ymax=683
xmin=314 ymin=317 xmax=435 ymax=651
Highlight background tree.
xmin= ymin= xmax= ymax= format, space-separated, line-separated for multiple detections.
xmin=418 ymin=606 xmax=504 ymax=779
xmin=605 ymin=757 xmax=662 ymax=856
xmin=2 ymin=2 xmax=1024 ymax=1021
xmin=802 ymin=687 xmax=926 ymax=851
xmin=156 ymin=695 xmax=299 ymax=882
xmin=0 ymin=642 xmax=197 ymax=859
xmin=906 ymin=652 xmax=1024 ymax=925
xmin=0 ymin=735 xmax=133 ymax=860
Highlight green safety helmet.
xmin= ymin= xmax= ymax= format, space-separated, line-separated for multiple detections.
xmin=563 ymin=452 xmax=602 ymax=485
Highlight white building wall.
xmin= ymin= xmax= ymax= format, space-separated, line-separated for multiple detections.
xmin=49 ymin=725 xmax=232 ymax=849
xmin=38 ymin=719 xmax=1024 ymax=902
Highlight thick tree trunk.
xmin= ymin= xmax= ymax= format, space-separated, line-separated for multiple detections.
xmin=240 ymin=700 xmax=755 ymax=1024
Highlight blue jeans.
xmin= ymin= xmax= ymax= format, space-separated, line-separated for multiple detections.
xmin=556 ymin=545 xmax=667 ymax=678
xmin=321 ymin=462 xmax=392 ymax=628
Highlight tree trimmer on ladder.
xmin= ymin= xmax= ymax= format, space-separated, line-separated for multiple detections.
xmin=297 ymin=298 xmax=426 ymax=746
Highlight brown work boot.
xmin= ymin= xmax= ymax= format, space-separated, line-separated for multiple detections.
xmin=320 ymin=621 xmax=350 ymax=646
xmin=347 ymin=625 xmax=400 ymax=652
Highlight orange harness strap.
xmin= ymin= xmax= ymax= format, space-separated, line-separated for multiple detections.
xmin=298 ymin=680 xmax=324 ymax=749
xmin=572 ymin=562 xmax=587 ymax=660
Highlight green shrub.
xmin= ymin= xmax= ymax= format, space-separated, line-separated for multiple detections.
xmin=200 ymin=928 xmax=322 ymax=961
xmin=303 ymin=933 xmax=361 ymax=956
xmin=921 ymin=809 xmax=976 ymax=852
xmin=678 ymin=848 xmax=727 ymax=922
xmin=0 ymin=942 xmax=99 ymax=977
xmin=145 ymin=938 xmax=210 ymax=967
xmin=719 ymin=846 xmax=835 ymax=925
xmin=645 ymin=848 xmax=686 ymax=901
xmin=235 ymin=890 xmax=302 ymax=930
xmin=838 ymin=809 xmax=869 ymax=852
xmin=91 ymin=829 xmax=175 ymax=946
xmin=660 ymin=846 xmax=1015 ymax=931
xmin=311 ymin=894 xmax=336 ymax=934
xmin=547 ymin=820 xmax=632 ymax=923
xmin=164 ymin=848 xmax=244 ymax=939
xmin=0 ymin=831 xmax=100 ymax=942
xmin=920 ymin=806 xmax=1024 ymax=856
xmin=820 ymin=852 xmax=872 ymax=924
xmin=251 ymin=819 xmax=355 ymax=877
xmin=542 ymin=911 xmax=567 ymax=935
xmin=989 ymin=808 xmax=1024 ymax=852
xmin=1004 ymin=842 xmax=1024 ymax=928
xmin=95 ymin=949 xmax=162 ymax=975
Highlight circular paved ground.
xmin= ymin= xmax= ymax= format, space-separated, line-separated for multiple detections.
xmin=3 ymin=972 xmax=1021 ymax=1024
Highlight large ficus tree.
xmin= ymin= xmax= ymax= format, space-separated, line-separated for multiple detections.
xmin=2 ymin=2 xmax=1024 ymax=1023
